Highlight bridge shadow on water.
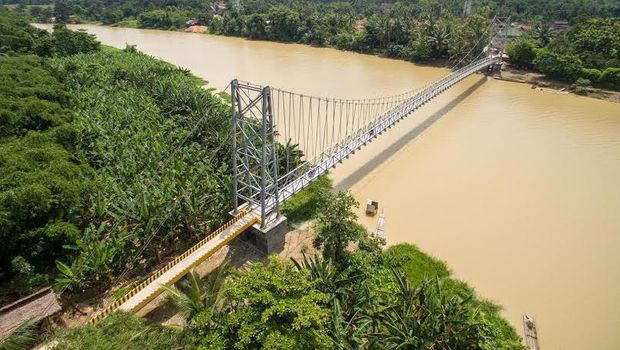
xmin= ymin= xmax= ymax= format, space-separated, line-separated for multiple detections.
xmin=333 ymin=76 xmax=488 ymax=192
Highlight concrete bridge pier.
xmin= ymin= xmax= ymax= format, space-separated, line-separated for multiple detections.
xmin=239 ymin=214 xmax=288 ymax=255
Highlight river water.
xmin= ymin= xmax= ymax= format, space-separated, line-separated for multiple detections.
xmin=36 ymin=24 xmax=620 ymax=350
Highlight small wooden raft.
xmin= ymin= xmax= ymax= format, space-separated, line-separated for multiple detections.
xmin=523 ymin=314 xmax=540 ymax=350
xmin=375 ymin=214 xmax=385 ymax=239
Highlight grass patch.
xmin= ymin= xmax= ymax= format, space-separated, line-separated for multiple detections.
xmin=111 ymin=285 xmax=132 ymax=300
xmin=281 ymin=175 xmax=332 ymax=222
xmin=51 ymin=312 xmax=188 ymax=349
xmin=117 ymin=19 xmax=139 ymax=28
xmin=384 ymin=243 xmax=450 ymax=287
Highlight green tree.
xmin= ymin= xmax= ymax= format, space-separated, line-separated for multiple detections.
xmin=53 ymin=0 xmax=71 ymax=23
xmin=52 ymin=24 xmax=100 ymax=56
xmin=569 ymin=18 xmax=620 ymax=68
xmin=534 ymin=48 xmax=584 ymax=82
xmin=268 ymin=7 xmax=301 ymax=42
xmin=244 ymin=13 xmax=268 ymax=40
xmin=372 ymin=269 xmax=488 ymax=350
xmin=164 ymin=263 xmax=230 ymax=320
xmin=506 ymin=37 xmax=538 ymax=68
xmin=313 ymin=191 xmax=364 ymax=267
xmin=102 ymin=7 xmax=123 ymax=25
xmin=192 ymin=257 xmax=331 ymax=350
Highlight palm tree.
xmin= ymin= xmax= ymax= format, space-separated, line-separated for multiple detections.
xmin=0 ymin=321 xmax=37 ymax=350
xmin=277 ymin=138 xmax=305 ymax=178
xmin=293 ymin=253 xmax=375 ymax=350
xmin=372 ymin=268 xmax=486 ymax=350
xmin=164 ymin=261 xmax=230 ymax=320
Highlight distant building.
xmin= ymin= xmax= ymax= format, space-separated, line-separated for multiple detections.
xmin=0 ymin=287 xmax=62 ymax=339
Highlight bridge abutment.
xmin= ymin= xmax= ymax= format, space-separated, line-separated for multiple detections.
xmin=239 ymin=214 xmax=288 ymax=255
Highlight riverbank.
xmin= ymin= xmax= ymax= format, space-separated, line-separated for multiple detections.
xmin=497 ymin=64 xmax=620 ymax=103
xmin=36 ymin=20 xmax=620 ymax=103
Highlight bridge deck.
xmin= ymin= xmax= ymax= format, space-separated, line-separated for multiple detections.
xmin=89 ymin=211 xmax=259 ymax=324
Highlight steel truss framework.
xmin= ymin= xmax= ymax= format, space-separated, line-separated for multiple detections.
xmin=231 ymin=80 xmax=279 ymax=226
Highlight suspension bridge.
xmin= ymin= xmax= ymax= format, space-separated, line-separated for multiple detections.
xmin=88 ymin=16 xmax=510 ymax=324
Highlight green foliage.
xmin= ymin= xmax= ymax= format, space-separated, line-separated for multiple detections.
xmin=0 ymin=319 xmax=37 ymax=350
xmin=48 ymin=49 xmax=233 ymax=287
xmin=526 ymin=17 xmax=620 ymax=90
xmin=1 ymin=10 xmax=233 ymax=295
xmin=192 ymin=257 xmax=331 ymax=350
xmin=568 ymin=18 xmax=620 ymax=69
xmin=0 ymin=7 xmax=50 ymax=55
xmin=373 ymin=270 xmax=488 ymax=350
xmin=280 ymin=175 xmax=331 ymax=222
xmin=0 ymin=55 xmax=69 ymax=137
xmin=52 ymin=311 xmax=188 ymax=349
xmin=384 ymin=244 xmax=449 ymax=288
xmin=313 ymin=191 xmax=365 ymax=267
xmin=0 ymin=12 xmax=99 ymax=292
xmin=138 ymin=9 xmax=190 ymax=30
xmin=50 ymin=24 xmax=100 ymax=56
xmin=599 ymin=67 xmax=620 ymax=90
xmin=506 ymin=37 xmax=538 ymax=68
xmin=53 ymin=0 xmax=70 ymax=23
xmin=0 ymin=8 xmax=99 ymax=56
xmin=164 ymin=263 xmax=230 ymax=320
xmin=0 ymin=131 xmax=93 ymax=293
xmin=533 ymin=48 xmax=584 ymax=82
xmin=575 ymin=77 xmax=592 ymax=87
xmin=581 ymin=67 xmax=603 ymax=83
xmin=382 ymin=244 xmax=526 ymax=350
xmin=55 ymin=223 xmax=131 ymax=291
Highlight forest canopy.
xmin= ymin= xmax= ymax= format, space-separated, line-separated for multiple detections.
xmin=0 ymin=8 xmax=232 ymax=301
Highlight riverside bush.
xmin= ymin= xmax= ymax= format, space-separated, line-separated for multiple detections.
xmin=600 ymin=67 xmax=620 ymax=90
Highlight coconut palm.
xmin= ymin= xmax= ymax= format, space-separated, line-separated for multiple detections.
xmin=164 ymin=261 xmax=230 ymax=320
xmin=0 ymin=320 xmax=36 ymax=350
xmin=372 ymin=268 xmax=487 ymax=350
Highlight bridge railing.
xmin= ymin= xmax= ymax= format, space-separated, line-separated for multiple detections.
xmin=267 ymin=56 xmax=497 ymax=212
xmin=87 ymin=209 xmax=251 ymax=325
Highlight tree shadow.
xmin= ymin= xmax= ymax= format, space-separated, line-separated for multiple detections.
xmin=334 ymin=76 xmax=488 ymax=192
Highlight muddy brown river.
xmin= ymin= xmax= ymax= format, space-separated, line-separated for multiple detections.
xmin=36 ymin=24 xmax=620 ymax=350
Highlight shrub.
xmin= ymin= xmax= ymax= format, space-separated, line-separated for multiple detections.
xmin=575 ymin=78 xmax=592 ymax=87
xmin=506 ymin=37 xmax=538 ymax=68
xmin=600 ymin=67 xmax=620 ymax=91
xmin=580 ymin=68 xmax=602 ymax=83
xmin=52 ymin=312 xmax=188 ymax=349
xmin=533 ymin=48 xmax=584 ymax=82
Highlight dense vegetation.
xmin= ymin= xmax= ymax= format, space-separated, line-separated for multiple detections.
xmin=8 ymin=0 xmax=616 ymax=90
xmin=54 ymin=192 xmax=525 ymax=349
xmin=0 ymin=8 xmax=233 ymax=301
xmin=506 ymin=18 xmax=620 ymax=89
xmin=0 ymin=7 xmax=102 ymax=297
xmin=51 ymin=312 xmax=188 ymax=349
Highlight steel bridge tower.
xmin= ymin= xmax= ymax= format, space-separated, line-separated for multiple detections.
xmin=231 ymin=80 xmax=279 ymax=227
